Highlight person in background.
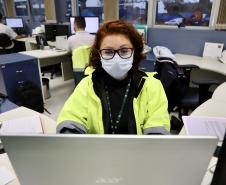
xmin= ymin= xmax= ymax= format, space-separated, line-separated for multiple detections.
xmin=67 ymin=16 xmax=95 ymax=53
xmin=57 ymin=20 xmax=170 ymax=135
xmin=0 ymin=13 xmax=25 ymax=39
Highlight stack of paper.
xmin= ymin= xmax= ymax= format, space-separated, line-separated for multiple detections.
xmin=0 ymin=115 xmax=43 ymax=134
xmin=182 ymin=116 xmax=226 ymax=141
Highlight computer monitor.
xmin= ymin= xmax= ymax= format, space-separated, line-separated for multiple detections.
xmin=55 ymin=24 xmax=70 ymax=37
xmin=45 ymin=24 xmax=70 ymax=41
xmin=0 ymin=134 xmax=218 ymax=185
xmin=70 ymin=16 xmax=99 ymax=34
xmin=44 ymin=24 xmax=56 ymax=41
xmin=5 ymin=17 xmax=23 ymax=28
xmin=134 ymin=24 xmax=148 ymax=43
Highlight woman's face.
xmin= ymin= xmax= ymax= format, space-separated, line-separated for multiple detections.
xmin=100 ymin=34 xmax=133 ymax=51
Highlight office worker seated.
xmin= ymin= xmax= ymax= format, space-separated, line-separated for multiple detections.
xmin=57 ymin=20 xmax=170 ymax=134
xmin=0 ymin=13 xmax=25 ymax=40
xmin=67 ymin=16 xmax=95 ymax=53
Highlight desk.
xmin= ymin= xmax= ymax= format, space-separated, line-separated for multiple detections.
xmin=180 ymin=89 xmax=226 ymax=184
xmin=18 ymin=50 xmax=73 ymax=100
xmin=181 ymin=99 xmax=226 ymax=184
xmin=0 ymin=107 xmax=57 ymax=185
xmin=175 ymin=54 xmax=226 ymax=76
xmin=0 ymin=99 xmax=18 ymax=150
xmin=211 ymin=82 xmax=226 ymax=102
xmin=19 ymin=49 xmax=73 ymax=81
xmin=0 ymin=107 xmax=56 ymax=133
xmin=16 ymin=37 xmax=55 ymax=51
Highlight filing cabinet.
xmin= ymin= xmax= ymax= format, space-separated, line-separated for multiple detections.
xmin=0 ymin=53 xmax=41 ymax=103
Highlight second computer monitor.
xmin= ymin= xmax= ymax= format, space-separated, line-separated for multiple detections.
xmin=55 ymin=24 xmax=70 ymax=37
xmin=44 ymin=24 xmax=56 ymax=41
xmin=5 ymin=17 xmax=23 ymax=28
xmin=45 ymin=24 xmax=70 ymax=41
xmin=70 ymin=16 xmax=99 ymax=34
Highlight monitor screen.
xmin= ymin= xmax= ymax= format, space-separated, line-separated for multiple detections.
xmin=44 ymin=24 xmax=69 ymax=41
xmin=5 ymin=18 xmax=23 ymax=28
xmin=70 ymin=16 xmax=99 ymax=34
xmin=55 ymin=24 xmax=70 ymax=37
xmin=45 ymin=24 xmax=56 ymax=41
xmin=134 ymin=24 xmax=148 ymax=43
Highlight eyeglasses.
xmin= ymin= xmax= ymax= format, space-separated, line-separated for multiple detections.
xmin=99 ymin=48 xmax=134 ymax=60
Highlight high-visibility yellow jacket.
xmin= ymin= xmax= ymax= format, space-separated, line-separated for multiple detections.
xmin=57 ymin=70 xmax=170 ymax=134
xmin=72 ymin=45 xmax=91 ymax=70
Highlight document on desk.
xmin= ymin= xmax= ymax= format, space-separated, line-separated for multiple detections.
xmin=0 ymin=115 xmax=43 ymax=134
xmin=0 ymin=166 xmax=16 ymax=185
xmin=203 ymin=42 xmax=224 ymax=58
xmin=182 ymin=116 xmax=226 ymax=141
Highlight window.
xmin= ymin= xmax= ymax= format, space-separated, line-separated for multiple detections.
xmin=66 ymin=0 xmax=72 ymax=18
xmin=119 ymin=0 xmax=148 ymax=25
xmin=155 ymin=0 xmax=214 ymax=27
xmin=77 ymin=0 xmax=103 ymax=22
xmin=14 ymin=0 xmax=29 ymax=16
xmin=216 ymin=0 xmax=226 ymax=29
xmin=29 ymin=0 xmax=45 ymax=23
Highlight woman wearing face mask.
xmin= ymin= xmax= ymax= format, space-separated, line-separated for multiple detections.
xmin=57 ymin=20 xmax=170 ymax=134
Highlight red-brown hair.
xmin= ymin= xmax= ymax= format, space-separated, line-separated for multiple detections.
xmin=90 ymin=20 xmax=144 ymax=70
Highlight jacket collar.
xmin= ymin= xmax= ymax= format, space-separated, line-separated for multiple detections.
xmin=92 ymin=68 xmax=147 ymax=98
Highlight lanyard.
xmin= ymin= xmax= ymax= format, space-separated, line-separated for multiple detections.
xmin=104 ymin=78 xmax=131 ymax=134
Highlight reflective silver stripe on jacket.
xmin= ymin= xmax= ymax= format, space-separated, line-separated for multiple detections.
xmin=73 ymin=68 xmax=84 ymax=72
xmin=56 ymin=121 xmax=87 ymax=134
xmin=143 ymin=127 xmax=170 ymax=135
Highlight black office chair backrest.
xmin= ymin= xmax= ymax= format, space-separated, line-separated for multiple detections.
xmin=0 ymin=33 xmax=13 ymax=48
xmin=154 ymin=57 xmax=188 ymax=112
xmin=35 ymin=35 xmax=48 ymax=49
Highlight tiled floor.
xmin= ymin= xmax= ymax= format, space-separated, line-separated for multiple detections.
xmin=43 ymin=75 xmax=75 ymax=121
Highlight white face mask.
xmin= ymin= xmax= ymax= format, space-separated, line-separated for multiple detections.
xmin=101 ymin=53 xmax=134 ymax=80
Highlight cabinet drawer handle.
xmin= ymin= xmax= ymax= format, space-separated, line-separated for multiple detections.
xmin=16 ymin=70 xmax=23 ymax=73
xmin=18 ymin=81 xmax=24 ymax=84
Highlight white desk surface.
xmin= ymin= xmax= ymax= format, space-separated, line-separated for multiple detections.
xmin=0 ymin=107 xmax=56 ymax=134
xmin=19 ymin=49 xmax=68 ymax=59
xmin=16 ymin=37 xmax=56 ymax=47
xmin=211 ymin=82 xmax=226 ymax=102
xmin=180 ymin=98 xmax=226 ymax=135
xmin=191 ymin=99 xmax=226 ymax=117
xmin=0 ymin=107 xmax=56 ymax=185
xmin=16 ymin=37 xmax=34 ymax=42
xmin=175 ymin=53 xmax=226 ymax=76
xmin=179 ymin=91 xmax=226 ymax=184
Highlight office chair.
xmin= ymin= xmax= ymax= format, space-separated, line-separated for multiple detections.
xmin=139 ymin=59 xmax=155 ymax=72
xmin=41 ymin=65 xmax=62 ymax=79
xmin=0 ymin=33 xmax=15 ymax=54
xmin=72 ymin=45 xmax=91 ymax=86
xmin=35 ymin=35 xmax=48 ymax=49
xmin=154 ymin=57 xmax=220 ymax=132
